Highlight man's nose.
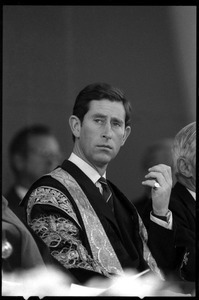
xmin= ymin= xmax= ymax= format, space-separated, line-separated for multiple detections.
xmin=102 ymin=122 xmax=112 ymax=139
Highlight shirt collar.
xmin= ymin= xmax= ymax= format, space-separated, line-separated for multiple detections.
xmin=68 ymin=152 xmax=106 ymax=184
xmin=187 ymin=188 xmax=196 ymax=200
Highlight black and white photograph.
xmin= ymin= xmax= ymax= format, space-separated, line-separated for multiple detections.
xmin=2 ymin=5 xmax=196 ymax=297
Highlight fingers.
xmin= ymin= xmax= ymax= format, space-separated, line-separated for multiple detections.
xmin=148 ymin=164 xmax=172 ymax=181
xmin=142 ymin=164 xmax=172 ymax=215
xmin=142 ymin=164 xmax=172 ymax=188
xmin=142 ymin=178 xmax=160 ymax=189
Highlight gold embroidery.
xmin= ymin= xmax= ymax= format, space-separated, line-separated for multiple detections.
xmin=27 ymin=186 xmax=80 ymax=227
xmin=27 ymin=186 xmax=111 ymax=276
xmin=137 ymin=214 xmax=165 ymax=280
xmin=30 ymin=214 xmax=108 ymax=274
xmin=180 ymin=251 xmax=190 ymax=268
xmin=179 ymin=251 xmax=190 ymax=280
xmin=50 ymin=168 xmax=124 ymax=276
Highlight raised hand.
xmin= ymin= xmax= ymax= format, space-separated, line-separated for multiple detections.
xmin=142 ymin=164 xmax=172 ymax=216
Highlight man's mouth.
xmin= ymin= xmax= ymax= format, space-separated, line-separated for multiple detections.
xmin=97 ymin=145 xmax=112 ymax=150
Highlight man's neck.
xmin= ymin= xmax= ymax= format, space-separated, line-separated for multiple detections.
xmin=72 ymin=144 xmax=107 ymax=176
xmin=68 ymin=152 xmax=107 ymax=184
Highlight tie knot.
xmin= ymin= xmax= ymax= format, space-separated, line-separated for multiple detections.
xmin=98 ymin=177 xmax=108 ymax=186
xmin=98 ymin=177 xmax=113 ymax=207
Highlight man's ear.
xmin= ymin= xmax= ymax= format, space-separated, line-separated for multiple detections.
xmin=121 ymin=126 xmax=131 ymax=146
xmin=177 ymin=157 xmax=192 ymax=178
xmin=69 ymin=115 xmax=81 ymax=138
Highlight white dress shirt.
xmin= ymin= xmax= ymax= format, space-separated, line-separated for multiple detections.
xmin=68 ymin=153 xmax=106 ymax=192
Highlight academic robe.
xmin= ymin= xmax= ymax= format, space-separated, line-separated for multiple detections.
xmin=20 ymin=160 xmax=183 ymax=284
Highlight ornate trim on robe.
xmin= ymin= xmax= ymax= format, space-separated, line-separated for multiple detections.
xmin=27 ymin=186 xmax=81 ymax=228
xmin=27 ymin=187 xmax=108 ymax=274
xmin=50 ymin=167 xmax=124 ymax=276
xmin=137 ymin=214 xmax=165 ymax=280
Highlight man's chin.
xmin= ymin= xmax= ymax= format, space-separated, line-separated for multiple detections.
xmin=94 ymin=154 xmax=114 ymax=166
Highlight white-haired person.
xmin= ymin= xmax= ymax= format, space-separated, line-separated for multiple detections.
xmin=142 ymin=122 xmax=196 ymax=294
xmin=169 ymin=122 xmax=196 ymax=285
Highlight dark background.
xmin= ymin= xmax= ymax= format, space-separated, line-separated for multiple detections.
xmin=2 ymin=5 xmax=196 ymax=201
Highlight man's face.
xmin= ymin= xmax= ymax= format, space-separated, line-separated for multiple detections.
xmin=24 ymin=135 xmax=62 ymax=182
xmin=75 ymin=99 xmax=131 ymax=169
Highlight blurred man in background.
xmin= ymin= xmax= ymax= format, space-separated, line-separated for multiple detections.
xmin=5 ymin=124 xmax=62 ymax=222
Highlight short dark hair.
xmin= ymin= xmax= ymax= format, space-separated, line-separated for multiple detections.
xmin=9 ymin=124 xmax=53 ymax=172
xmin=73 ymin=82 xmax=132 ymax=126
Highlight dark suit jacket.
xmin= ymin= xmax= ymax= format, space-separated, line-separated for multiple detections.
xmin=168 ymin=182 xmax=196 ymax=281
xmin=142 ymin=182 xmax=196 ymax=282
xmin=21 ymin=160 xmax=185 ymax=284
xmin=5 ymin=186 xmax=27 ymax=223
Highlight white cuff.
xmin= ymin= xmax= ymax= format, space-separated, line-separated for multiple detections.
xmin=150 ymin=210 xmax=173 ymax=230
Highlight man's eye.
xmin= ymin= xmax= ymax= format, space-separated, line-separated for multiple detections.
xmin=112 ymin=122 xmax=121 ymax=127
xmin=94 ymin=119 xmax=103 ymax=124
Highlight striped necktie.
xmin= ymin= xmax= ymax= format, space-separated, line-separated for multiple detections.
xmin=98 ymin=177 xmax=113 ymax=210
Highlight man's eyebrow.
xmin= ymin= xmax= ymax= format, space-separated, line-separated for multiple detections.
xmin=111 ymin=117 xmax=124 ymax=124
xmin=92 ymin=113 xmax=106 ymax=118
xmin=92 ymin=113 xmax=124 ymax=123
